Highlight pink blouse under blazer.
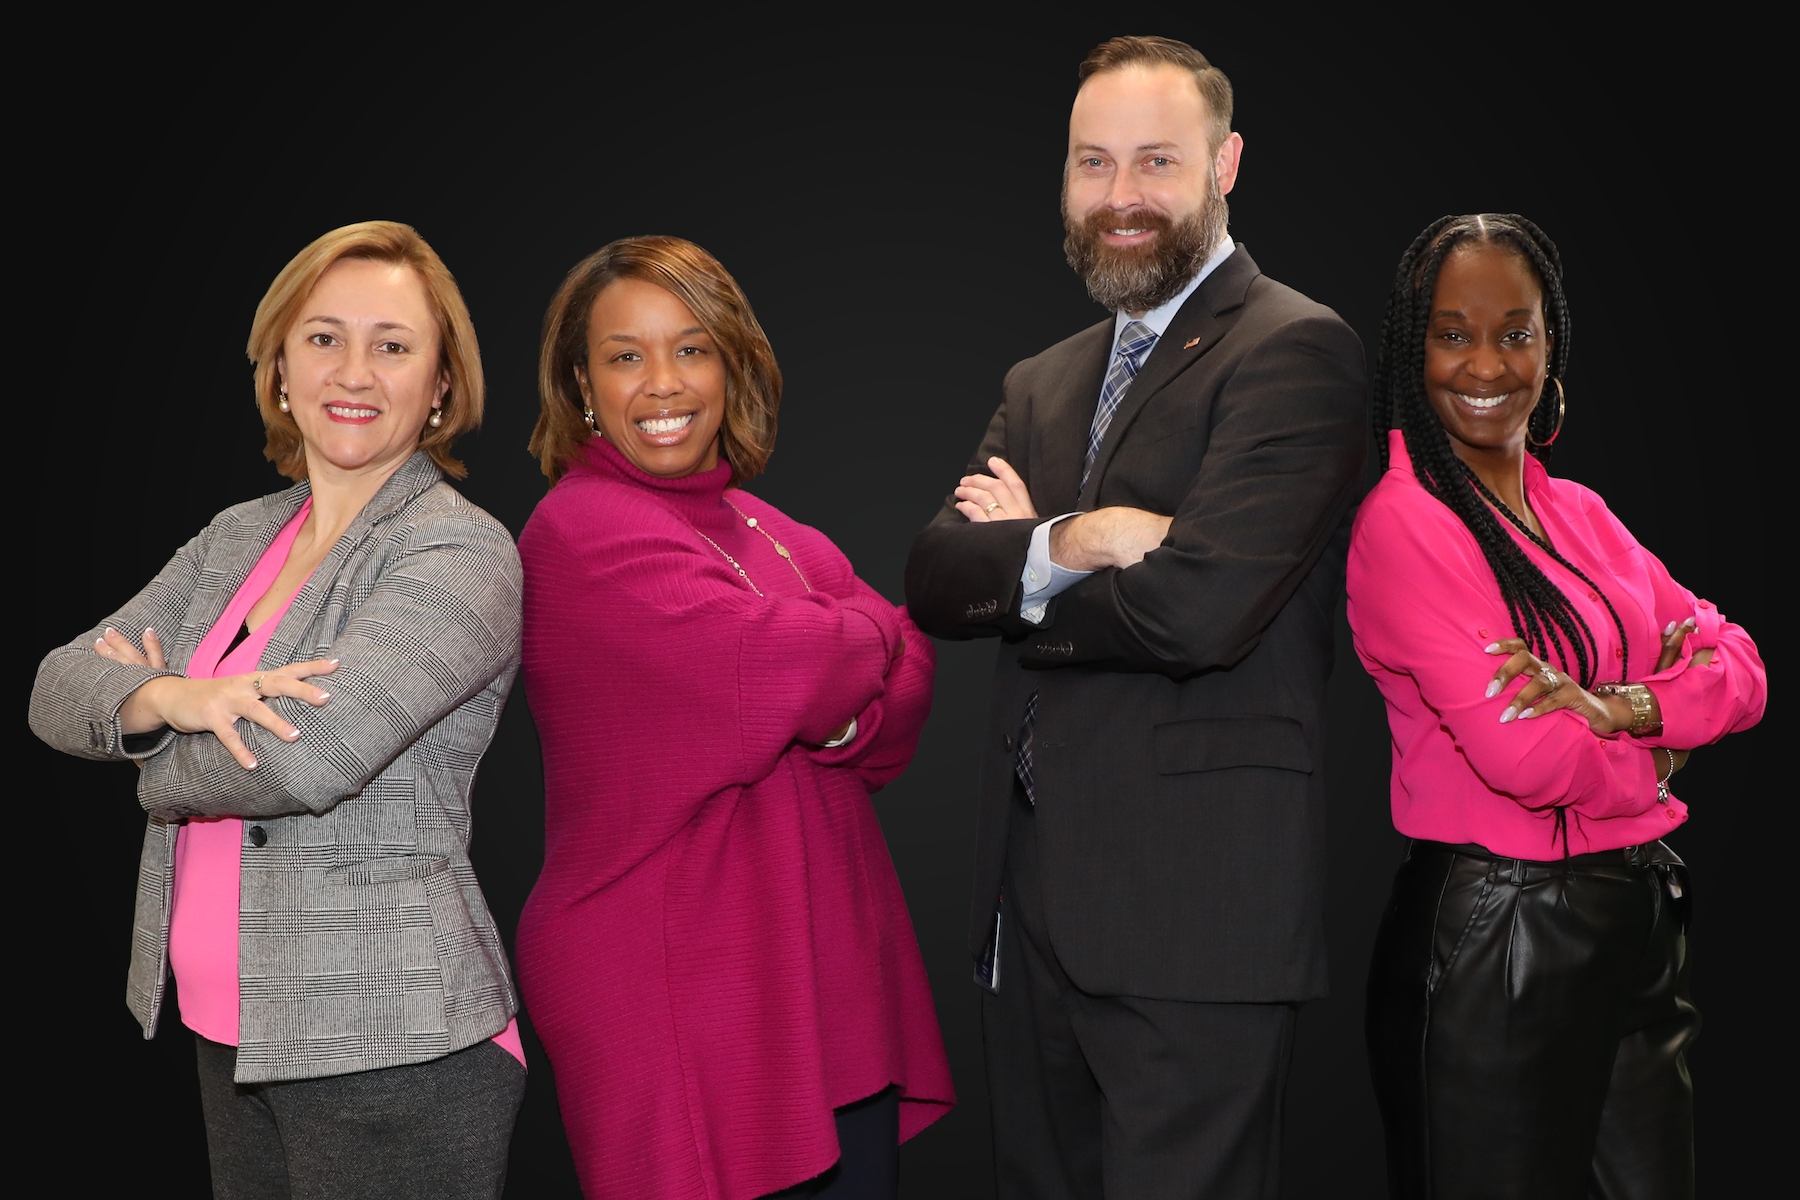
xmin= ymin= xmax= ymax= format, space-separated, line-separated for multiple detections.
xmin=1347 ymin=431 xmax=1765 ymax=859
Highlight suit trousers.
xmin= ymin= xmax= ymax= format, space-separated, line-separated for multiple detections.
xmin=1366 ymin=839 xmax=1698 ymax=1200
xmin=194 ymin=1034 xmax=526 ymax=1200
xmin=982 ymin=785 xmax=1297 ymax=1200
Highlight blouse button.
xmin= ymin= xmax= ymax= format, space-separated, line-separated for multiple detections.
xmin=1615 ymin=647 xmax=1625 ymax=658
xmin=1588 ymin=591 xmax=1598 ymax=601
xmin=247 ymin=826 xmax=268 ymax=848
xmin=1698 ymin=601 xmax=1711 ymax=609
xmin=1666 ymin=809 xmax=1679 ymax=820
xmin=1478 ymin=628 xmax=1490 ymax=638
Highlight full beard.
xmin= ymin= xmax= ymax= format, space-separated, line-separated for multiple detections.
xmin=1063 ymin=168 xmax=1228 ymax=314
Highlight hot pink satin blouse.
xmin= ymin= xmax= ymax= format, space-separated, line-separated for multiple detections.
xmin=1346 ymin=431 xmax=1765 ymax=859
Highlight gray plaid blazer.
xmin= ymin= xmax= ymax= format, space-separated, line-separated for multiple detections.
xmin=29 ymin=452 xmax=522 ymax=1083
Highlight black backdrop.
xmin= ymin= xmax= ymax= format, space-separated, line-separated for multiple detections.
xmin=22 ymin=11 xmax=1773 ymax=1197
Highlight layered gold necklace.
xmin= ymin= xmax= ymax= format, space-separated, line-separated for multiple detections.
xmin=689 ymin=498 xmax=812 ymax=597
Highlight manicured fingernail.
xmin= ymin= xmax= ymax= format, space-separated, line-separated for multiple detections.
xmin=1664 ymin=622 xmax=1676 ymax=635
xmin=1484 ymin=643 xmax=1500 ymax=653
xmin=246 ymin=758 xmax=258 ymax=770
xmin=1519 ymin=707 xmax=1536 ymax=720
xmin=329 ymin=659 xmax=340 ymax=665
xmin=1500 ymin=707 xmax=1517 ymax=723
xmin=1486 ymin=679 xmax=1502 ymax=698
xmin=316 ymin=692 xmax=331 ymax=702
xmin=105 ymin=627 xmax=117 ymax=636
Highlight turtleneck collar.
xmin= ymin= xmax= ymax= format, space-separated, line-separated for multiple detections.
xmin=572 ymin=434 xmax=735 ymax=517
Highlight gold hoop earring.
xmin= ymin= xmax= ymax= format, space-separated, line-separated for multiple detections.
xmin=278 ymin=390 xmax=291 ymax=414
xmin=1526 ymin=376 xmax=1565 ymax=448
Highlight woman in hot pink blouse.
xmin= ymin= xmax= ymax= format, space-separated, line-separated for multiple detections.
xmin=1347 ymin=214 xmax=1764 ymax=1200
xmin=516 ymin=236 xmax=952 ymax=1199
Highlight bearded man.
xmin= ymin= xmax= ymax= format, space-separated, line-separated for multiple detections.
xmin=904 ymin=36 xmax=1367 ymax=1200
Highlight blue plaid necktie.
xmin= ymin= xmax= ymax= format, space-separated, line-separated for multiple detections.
xmin=1014 ymin=321 xmax=1160 ymax=804
xmin=1082 ymin=320 xmax=1159 ymax=487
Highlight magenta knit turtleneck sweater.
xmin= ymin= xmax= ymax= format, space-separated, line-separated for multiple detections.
xmin=515 ymin=438 xmax=953 ymax=1199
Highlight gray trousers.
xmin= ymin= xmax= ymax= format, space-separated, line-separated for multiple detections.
xmin=982 ymin=785 xmax=1297 ymax=1200
xmin=195 ymin=1034 xmax=526 ymax=1200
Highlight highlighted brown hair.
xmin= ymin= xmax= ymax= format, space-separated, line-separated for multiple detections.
xmin=530 ymin=236 xmax=781 ymax=487
xmin=246 ymin=221 xmax=484 ymax=481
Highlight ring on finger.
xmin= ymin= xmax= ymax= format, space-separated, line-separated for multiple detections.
xmin=983 ymin=502 xmax=1000 ymax=515
xmin=1538 ymin=668 xmax=1559 ymax=691
xmin=252 ymin=675 xmax=264 ymax=693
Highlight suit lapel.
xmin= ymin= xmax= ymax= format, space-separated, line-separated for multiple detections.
xmin=1078 ymin=247 xmax=1262 ymax=508
xmin=1031 ymin=318 xmax=1112 ymax=516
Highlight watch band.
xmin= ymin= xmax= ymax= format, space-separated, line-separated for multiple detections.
xmin=1595 ymin=682 xmax=1662 ymax=737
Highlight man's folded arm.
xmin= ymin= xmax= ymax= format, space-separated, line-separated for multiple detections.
xmin=905 ymin=380 xmax=1047 ymax=640
xmin=1019 ymin=316 xmax=1367 ymax=678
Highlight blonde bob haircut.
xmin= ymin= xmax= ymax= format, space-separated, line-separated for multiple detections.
xmin=246 ymin=220 xmax=484 ymax=481
xmin=530 ymin=235 xmax=781 ymax=487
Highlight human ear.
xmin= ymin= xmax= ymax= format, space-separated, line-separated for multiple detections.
xmin=572 ymin=362 xmax=593 ymax=405
xmin=1214 ymin=132 xmax=1244 ymax=196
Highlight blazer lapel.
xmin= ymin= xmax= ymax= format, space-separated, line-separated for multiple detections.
xmin=1031 ymin=318 xmax=1113 ymax=516
xmin=1078 ymin=246 xmax=1262 ymax=508
xmin=261 ymin=451 xmax=444 ymax=667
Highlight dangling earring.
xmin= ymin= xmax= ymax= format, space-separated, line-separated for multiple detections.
xmin=429 ymin=406 xmax=443 ymax=428
xmin=1526 ymin=377 xmax=1566 ymax=448
xmin=278 ymin=389 xmax=291 ymax=414
xmin=583 ymin=406 xmax=600 ymax=437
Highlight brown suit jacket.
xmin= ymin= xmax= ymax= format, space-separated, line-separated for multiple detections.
xmin=905 ymin=247 xmax=1366 ymax=1001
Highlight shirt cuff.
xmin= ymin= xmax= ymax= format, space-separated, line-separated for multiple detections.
xmin=1020 ymin=514 xmax=1093 ymax=625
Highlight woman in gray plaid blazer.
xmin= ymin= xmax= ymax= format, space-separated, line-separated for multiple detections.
xmin=29 ymin=222 xmax=525 ymax=1200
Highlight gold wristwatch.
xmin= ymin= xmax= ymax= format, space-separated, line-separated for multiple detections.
xmin=1594 ymin=682 xmax=1662 ymax=737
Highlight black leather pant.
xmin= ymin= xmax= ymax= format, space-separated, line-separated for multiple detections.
xmin=1367 ymin=839 xmax=1698 ymax=1200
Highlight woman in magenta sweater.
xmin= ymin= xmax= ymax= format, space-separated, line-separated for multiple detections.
xmin=1347 ymin=214 xmax=1765 ymax=1199
xmin=515 ymin=236 xmax=952 ymax=1199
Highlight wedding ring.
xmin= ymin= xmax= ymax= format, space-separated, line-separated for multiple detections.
xmin=983 ymin=502 xmax=1000 ymax=515
xmin=1539 ymin=669 xmax=1559 ymax=691
xmin=252 ymin=676 xmax=264 ymax=692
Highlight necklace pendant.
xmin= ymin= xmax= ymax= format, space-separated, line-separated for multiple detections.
xmin=775 ymin=543 xmax=791 ymax=558
xmin=745 ymin=517 xmax=758 ymax=528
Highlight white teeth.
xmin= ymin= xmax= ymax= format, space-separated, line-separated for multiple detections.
xmin=637 ymin=414 xmax=694 ymax=434
xmin=1110 ymin=228 xmax=1147 ymax=235
xmin=326 ymin=405 xmax=379 ymax=418
xmin=1458 ymin=392 xmax=1509 ymax=410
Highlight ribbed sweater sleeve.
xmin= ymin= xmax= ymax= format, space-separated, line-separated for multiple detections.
xmin=521 ymin=484 xmax=904 ymax=889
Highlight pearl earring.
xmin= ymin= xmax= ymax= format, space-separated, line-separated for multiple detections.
xmin=583 ymin=406 xmax=599 ymax=436
xmin=278 ymin=390 xmax=290 ymax=414
xmin=429 ymin=408 xmax=443 ymax=428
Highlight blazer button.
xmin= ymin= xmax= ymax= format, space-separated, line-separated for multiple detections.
xmin=247 ymin=826 xmax=268 ymax=848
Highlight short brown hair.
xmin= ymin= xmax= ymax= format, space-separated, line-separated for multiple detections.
xmin=1078 ymin=36 xmax=1234 ymax=154
xmin=530 ymin=236 xmax=781 ymax=487
xmin=246 ymin=221 xmax=484 ymax=481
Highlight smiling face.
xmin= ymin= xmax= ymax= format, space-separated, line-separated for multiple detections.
xmin=1063 ymin=64 xmax=1242 ymax=314
xmin=1423 ymin=243 xmax=1553 ymax=463
xmin=575 ymin=278 xmax=726 ymax=479
xmin=278 ymin=258 xmax=447 ymax=481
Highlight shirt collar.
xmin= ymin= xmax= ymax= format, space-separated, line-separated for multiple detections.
xmin=1112 ymin=233 xmax=1236 ymax=352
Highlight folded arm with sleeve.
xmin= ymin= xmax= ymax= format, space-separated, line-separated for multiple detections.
xmin=1019 ymin=316 xmax=1366 ymax=677
xmin=32 ymin=508 xmax=525 ymax=822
